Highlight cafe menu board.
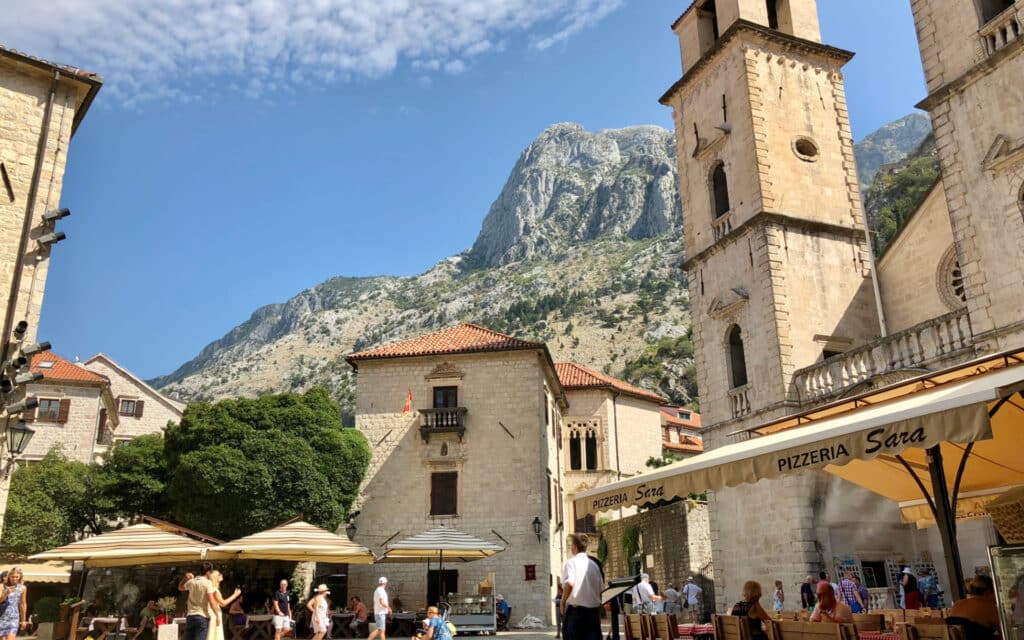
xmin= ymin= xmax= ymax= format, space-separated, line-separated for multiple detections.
xmin=988 ymin=544 xmax=1024 ymax=640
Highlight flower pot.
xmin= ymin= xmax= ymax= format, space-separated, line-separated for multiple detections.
xmin=37 ymin=622 xmax=56 ymax=640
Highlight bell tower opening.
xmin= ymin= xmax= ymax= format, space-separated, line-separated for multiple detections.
xmin=727 ymin=325 xmax=748 ymax=389
xmin=766 ymin=0 xmax=780 ymax=29
xmin=978 ymin=0 xmax=1015 ymax=25
xmin=712 ymin=162 xmax=731 ymax=218
xmin=700 ymin=0 xmax=720 ymax=41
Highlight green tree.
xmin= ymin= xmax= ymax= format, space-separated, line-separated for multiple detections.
xmin=2 ymin=449 xmax=107 ymax=554
xmin=164 ymin=387 xmax=370 ymax=540
xmin=99 ymin=434 xmax=168 ymax=518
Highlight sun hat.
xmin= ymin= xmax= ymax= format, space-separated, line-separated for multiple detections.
xmin=379 ymin=577 xmax=388 ymax=584
xmin=496 ymin=595 xmax=504 ymax=601
xmin=686 ymin=577 xmax=694 ymax=582
xmin=902 ymin=568 xmax=913 ymax=575
xmin=316 ymin=584 xmax=330 ymax=594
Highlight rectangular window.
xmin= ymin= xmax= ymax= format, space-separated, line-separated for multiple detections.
xmin=524 ymin=565 xmax=536 ymax=581
xmin=584 ymin=434 xmax=598 ymax=471
xmin=680 ymin=411 xmax=691 ymax=421
xmin=119 ymin=399 xmax=136 ymax=416
xmin=38 ymin=398 xmax=61 ymax=422
xmin=433 ymin=386 xmax=458 ymax=409
xmin=430 ymin=472 xmax=458 ymax=516
xmin=569 ymin=436 xmax=582 ymax=470
xmin=574 ymin=514 xmax=596 ymax=534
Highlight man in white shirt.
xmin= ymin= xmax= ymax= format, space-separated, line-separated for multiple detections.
xmin=560 ymin=533 xmax=604 ymax=640
xmin=368 ymin=577 xmax=391 ymax=640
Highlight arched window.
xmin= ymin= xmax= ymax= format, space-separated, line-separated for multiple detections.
xmin=728 ymin=325 xmax=748 ymax=389
xmin=712 ymin=162 xmax=731 ymax=218
xmin=569 ymin=432 xmax=582 ymax=470
xmin=585 ymin=432 xmax=598 ymax=470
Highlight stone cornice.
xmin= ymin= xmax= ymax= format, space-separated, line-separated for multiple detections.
xmin=681 ymin=211 xmax=866 ymax=271
xmin=917 ymin=36 xmax=1024 ymax=112
xmin=660 ymin=20 xmax=854 ymax=106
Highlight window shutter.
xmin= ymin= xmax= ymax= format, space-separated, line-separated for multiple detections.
xmin=22 ymin=397 xmax=36 ymax=422
xmin=134 ymin=400 xmax=145 ymax=418
xmin=430 ymin=472 xmax=458 ymax=516
xmin=115 ymin=396 xmax=122 ymax=415
xmin=57 ymin=398 xmax=71 ymax=424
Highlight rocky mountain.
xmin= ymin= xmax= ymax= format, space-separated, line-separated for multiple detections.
xmin=864 ymin=132 xmax=941 ymax=254
xmin=853 ymin=112 xmax=932 ymax=189
xmin=153 ymin=124 xmax=694 ymax=419
xmin=153 ymin=115 xmax=935 ymax=421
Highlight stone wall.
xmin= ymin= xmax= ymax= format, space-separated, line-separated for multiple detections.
xmin=21 ymin=382 xmax=104 ymax=463
xmin=877 ymin=182 xmax=958 ymax=333
xmin=599 ymin=501 xmax=712 ymax=618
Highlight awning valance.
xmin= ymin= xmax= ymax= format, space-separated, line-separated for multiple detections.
xmin=574 ymin=358 xmax=1024 ymax=517
xmin=205 ymin=521 xmax=375 ymax=564
xmin=28 ymin=523 xmax=213 ymax=567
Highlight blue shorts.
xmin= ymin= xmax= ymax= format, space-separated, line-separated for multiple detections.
xmin=375 ymin=613 xmax=387 ymax=630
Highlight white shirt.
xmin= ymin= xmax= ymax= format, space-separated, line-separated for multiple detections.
xmin=561 ymin=552 xmax=603 ymax=608
xmin=373 ymin=586 xmax=389 ymax=615
xmin=637 ymin=581 xmax=655 ymax=604
xmin=682 ymin=583 xmax=702 ymax=605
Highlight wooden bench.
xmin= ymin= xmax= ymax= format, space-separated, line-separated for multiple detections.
xmin=898 ymin=623 xmax=964 ymax=640
xmin=626 ymin=614 xmax=652 ymax=640
xmin=650 ymin=614 xmax=679 ymax=640
xmin=712 ymin=615 xmax=753 ymax=640
xmin=765 ymin=620 xmax=856 ymax=640
xmin=853 ymin=614 xmax=885 ymax=632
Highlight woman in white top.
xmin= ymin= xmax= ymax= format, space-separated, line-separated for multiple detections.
xmin=307 ymin=585 xmax=331 ymax=640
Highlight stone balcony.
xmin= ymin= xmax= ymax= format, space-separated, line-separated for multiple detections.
xmin=980 ymin=5 xmax=1021 ymax=55
xmin=728 ymin=384 xmax=752 ymax=419
xmin=792 ymin=308 xmax=974 ymax=405
xmin=419 ymin=407 xmax=467 ymax=441
xmin=712 ymin=210 xmax=734 ymax=242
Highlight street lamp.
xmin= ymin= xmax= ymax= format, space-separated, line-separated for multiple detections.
xmin=345 ymin=521 xmax=357 ymax=540
xmin=532 ymin=516 xmax=542 ymax=542
xmin=4 ymin=420 xmax=35 ymax=478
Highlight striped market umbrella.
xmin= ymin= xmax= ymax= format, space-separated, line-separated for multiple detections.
xmin=205 ymin=521 xmax=375 ymax=564
xmin=382 ymin=527 xmax=504 ymax=562
xmin=29 ymin=523 xmax=214 ymax=567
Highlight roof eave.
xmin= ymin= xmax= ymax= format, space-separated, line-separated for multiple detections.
xmin=0 ymin=47 xmax=104 ymax=137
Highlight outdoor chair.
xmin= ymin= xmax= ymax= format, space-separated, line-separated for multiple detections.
xmin=651 ymin=614 xmax=679 ymax=640
xmin=765 ymin=620 xmax=856 ymax=640
xmin=66 ymin=602 xmax=89 ymax=640
xmin=944 ymin=617 xmax=995 ymax=640
xmin=905 ymin=611 xmax=945 ymax=626
xmin=711 ymin=615 xmax=752 ymax=640
xmin=625 ymin=614 xmax=652 ymax=640
xmin=898 ymin=623 xmax=964 ymax=640
xmin=852 ymin=614 xmax=885 ymax=632
xmin=877 ymin=609 xmax=905 ymax=630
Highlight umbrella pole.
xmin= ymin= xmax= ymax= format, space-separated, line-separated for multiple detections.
xmin=927 ymin=445 xmax=965 ymax=602
xmin=438 ymin=550 xmax=443 ymax=605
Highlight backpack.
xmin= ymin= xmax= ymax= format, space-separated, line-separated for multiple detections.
xmin=445 ymin=622 xmax=457 ymax=637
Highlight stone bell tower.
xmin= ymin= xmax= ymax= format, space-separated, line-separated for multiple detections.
xmin=662 ymin=0 xmax=882 ymax=607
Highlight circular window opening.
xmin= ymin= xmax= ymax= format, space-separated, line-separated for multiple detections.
xmin=937 ymin=245 xmax=968 ymax=310
xmin=793 ymin=137 xmax=819 ymax=161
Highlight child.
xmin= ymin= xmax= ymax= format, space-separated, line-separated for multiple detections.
xmin=773 ymin=581 xmax=785 ymax=612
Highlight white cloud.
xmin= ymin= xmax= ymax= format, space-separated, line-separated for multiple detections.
xmin=4 ymin=0 xmax=624 ymax=104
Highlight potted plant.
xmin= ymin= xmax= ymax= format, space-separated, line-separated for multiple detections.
xmin=156 ymin=597 xmax=177 ymax=625
xmin=34 ymin=597 xmax=61 ymax=640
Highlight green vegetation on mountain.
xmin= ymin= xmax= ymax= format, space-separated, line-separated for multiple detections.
xmin=864 ymin=133 xmax=941 ymax=254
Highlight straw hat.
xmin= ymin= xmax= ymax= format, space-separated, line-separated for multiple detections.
xmin=316 ymin=584 xmax=331 ymax=594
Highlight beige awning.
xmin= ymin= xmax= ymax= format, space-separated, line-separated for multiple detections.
xmin=381 ymin=527 xmax=504 ymax=562
xmin=20 ymin=561 xmax=72 ymax=584
xmin=28 ymin=523 xmax=213 ymax=567
xmin=205 ymin=521 xmax=375 ymax=564
xmin=574 ymin=356 xmax=1024 ymax=517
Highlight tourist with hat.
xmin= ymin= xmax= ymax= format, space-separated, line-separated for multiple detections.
xmin=902 ymin=568 xmax=921 ymax=610
xmin=495 ymin=595 xmax=510 ymax=630
xmin=308 ymin=585 xmax=331 ymax=640
xmin=368 ymin=577 xmax=391 ymax=640
xmin=682 ymin=577 xmax=703 ymax=621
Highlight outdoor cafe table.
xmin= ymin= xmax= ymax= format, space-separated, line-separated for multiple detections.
xmin=330 ymin=613 xmax=355 ymax=638
xmin=388 ymin=613 xmax=417 ymax=637
xmin=246 ymin=615 xmax=275 ymax=640
xmin=89 ymin=617 xmax=124 ymax=640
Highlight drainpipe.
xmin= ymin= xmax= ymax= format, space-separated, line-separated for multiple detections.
xmin=1 ymin=70 xmax=59 ymax=360
xmin=860 ymin=204 xmax=888 ymax=337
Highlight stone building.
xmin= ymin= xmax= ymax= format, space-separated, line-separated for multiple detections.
xmin=344 ymin=326 xmax=678 ymax=621
xmin=554 ymin=362 xmax=666 ymax=529
xmin=660 ymin=407 xmax=703 ymax=458
xmin=83 ymin=353 xmax=185 ymax=442
xmin=20 ymin=352 xmax=119 ymax=464
xmin=345 ymin=323 xmax=568 ymax=621
xmin=0 ymin=46 xmax=101 ymax=539
xmin=659 ymin=0 xmax=1024 ymax=612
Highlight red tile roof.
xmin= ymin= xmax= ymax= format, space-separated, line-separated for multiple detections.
xmin=663 ymin=436 xmax=704 ymax=454
xmin=660 ymin=408 xmax=702 ymax=429
xmin=555 ymin=362 xmax=667 ymax=405
xmin=347 ymin=323 xmax=547 ymax=362
xmin=31 ymin=352 xmax=108 ymax=385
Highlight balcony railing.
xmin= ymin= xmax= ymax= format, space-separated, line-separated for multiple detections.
xmin=980 ymin=5 xmax=1021 ymax=55
xmin=728 ymin=385 xmax=752 ymax=419
xmin=712 ymin=210 xmax=734 ymax=242
xmin=793 ymin=308 xmax=973 ymax=404
xmin=419 ymin=407 xmax=467 ymax=441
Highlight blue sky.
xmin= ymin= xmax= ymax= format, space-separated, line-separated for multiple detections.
xmin=8 ymin=1 xmax=927 ymax=380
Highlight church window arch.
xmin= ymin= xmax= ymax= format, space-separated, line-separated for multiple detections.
xmin=937 ymin=245 xmax=968 ymax=310
xmin=711 ymin=161 xmax=731 ymax=219
xmin=565 ymin=419 xmax=601 ymax=471
xmin=727 ymin=324 xmax=749 ymax=389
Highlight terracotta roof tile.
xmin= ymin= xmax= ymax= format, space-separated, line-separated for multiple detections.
xmin=660 ymin=408 xmax=702 ymax=429
xmin=31 ymin=352 xmax=107 ymax=385
xmin=347 ymin=323 xmax=546 ymax=362
xmin=555 ymin=362 xmax=666 ymax=405
xmin=663 ymin=436 xmax=704 ymax=454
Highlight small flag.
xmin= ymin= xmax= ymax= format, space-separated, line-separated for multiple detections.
xmin=402 ymin=389 xmax=413 ymax=415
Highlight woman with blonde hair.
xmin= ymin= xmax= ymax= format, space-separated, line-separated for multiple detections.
xmin=0 ymin=568 xmax=26 ymax=640
xmin=730 ymin=581 xmax=771 ymax=640
xmin=207 ymin=570 xmax=242 ymax=640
